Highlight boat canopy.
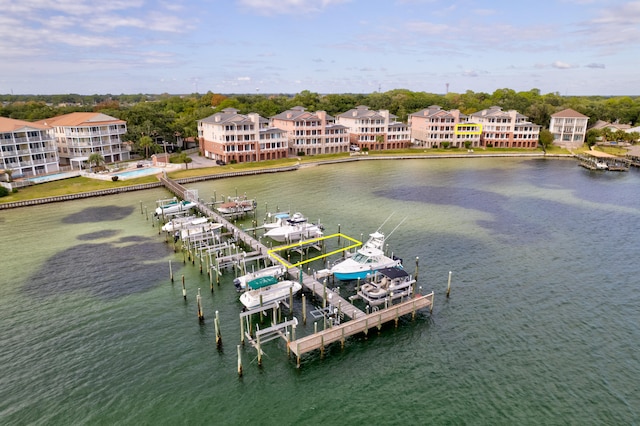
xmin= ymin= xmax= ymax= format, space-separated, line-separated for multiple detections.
xmin=247 ymin=276 xmax=279 ymax=290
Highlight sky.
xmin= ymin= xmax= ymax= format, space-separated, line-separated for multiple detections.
xmin=1 ymin=0 xmax=639 ymax=96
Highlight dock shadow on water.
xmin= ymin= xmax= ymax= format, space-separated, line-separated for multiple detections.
xmin=23 ymin=206 xmax=175 ymax=300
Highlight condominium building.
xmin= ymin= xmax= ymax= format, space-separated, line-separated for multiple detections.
xmin=0 ymin=117 xmax=59 ymax=179
xmin=469 ymin=106 xmax=540 ymax=148
xmin=550 ymin=109 xmax=589 ymax=147
xmin=409 ymin=105 xmax=481 ymax=148
xmin=270 ymin=106 xmax=349 ymax=156
xmin=198 ymin=108 xmax=288 ymax=164
xmin=37 ymin=112 xmax=129 ymax=168
xmin=336 ymin=106 xmax=410 ymax=150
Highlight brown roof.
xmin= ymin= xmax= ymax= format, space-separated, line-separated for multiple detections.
xmin=551 ymin=108 xmax=588 ymax=118
xmin=35 ymin=112 xmax=124 ymax=127
xmin=0 ymin=116 xmax=51 ymax=132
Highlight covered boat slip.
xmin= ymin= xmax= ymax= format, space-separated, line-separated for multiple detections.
xmin=577 ymin=150 xmax=629 ymax=171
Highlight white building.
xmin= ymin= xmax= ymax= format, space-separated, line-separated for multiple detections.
xmin=37 ymin=112 xmax=129 ymax=169
xmin=0 ymin=117 xmax=59 ymax=179
xmin=550 ymin=108 xmax=589 ymax=148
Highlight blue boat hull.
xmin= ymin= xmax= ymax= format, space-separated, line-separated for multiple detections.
xmin=333 ymin=270 xmax=375 ymax=281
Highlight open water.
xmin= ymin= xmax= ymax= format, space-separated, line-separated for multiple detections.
xmin=1 ymin=157 xmax=639 ymax=425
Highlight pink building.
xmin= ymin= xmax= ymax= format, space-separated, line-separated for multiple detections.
xmin=336 ymin=106 xmax=410 ymax=151
xmin=270 ymin=106 xmax=349 ymax=156
xmin=409 ymin=105 xmax=481 ymax=148
xmin=198 ymin=108 xmax=288 ymax=164
xmin=469 ymin=106 xmax=540 ymax=149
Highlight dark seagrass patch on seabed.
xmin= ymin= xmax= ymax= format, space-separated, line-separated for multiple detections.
xmin=23 ymin=237 xmax=177 ymax=300
xmin=77 ymin=230 xmax=120 ymax=240
xmin=375 ymin=185 xmax=552 ymax=244
xmin=62 ymin=205 xmax=134 ymax=224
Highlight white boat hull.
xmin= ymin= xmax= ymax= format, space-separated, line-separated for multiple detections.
xmin=233 ymin=265 xmax=287 ymax=291
xmin=239 ymin=280 xmax=302 ymax=309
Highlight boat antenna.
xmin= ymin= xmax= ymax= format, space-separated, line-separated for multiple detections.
xmin=385 ymin=216 xmax=407 ymax=240
xmin=376 ymin=212 xmax=396 ymax=233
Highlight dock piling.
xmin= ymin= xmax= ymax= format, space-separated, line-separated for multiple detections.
xmin=446 ymin=271 xmax=452 ymax=298
xmin=182 ymin=275 xmax=186 ymax=300
xmin=237 ymin=345 xmax=243 ymax=377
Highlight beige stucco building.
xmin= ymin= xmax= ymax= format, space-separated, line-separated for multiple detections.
xmin=409 ymin=105 xmax=481 ymax=148
xmin=336 ymin=106 xmax=410 ymax=150
xmin=550 ymin=108 xmax=589 ymax=148
xmin=0 ymin=117 xmax=59 ymax=179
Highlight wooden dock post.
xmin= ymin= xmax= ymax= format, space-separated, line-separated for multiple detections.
xmin=237 ymin=345 xmax=243 ymax=377
xmin=140 ymin=200 xmax=143 ymax=214
xmin=169 ymin=260 xmax=174 ymax=283
xmin=197 ymin=288 xmax=204 ymax=321
xmin=256 ymin=329 xmax=262 ymax=367
xmin=446 ymin=271 xmax=452 ymax=298
xmin=414 ymin=256 xmax=419 ymax=283
xmin=240 ymin=314 xmax=245 ymax=344
xmin=145 ymin=206 xmax=149 ymax=221
xmin=302 ymin=294 xmax=307 ymax=324
xmin=215 ymin=310 xmax=222 ymax=347
xmin=323 ymin=279 xmax=327 ymax=309
xmin=182 ymin=275 xmax=186 ymax=300
xmin=289 ymin=287 xmax=293 ymax=315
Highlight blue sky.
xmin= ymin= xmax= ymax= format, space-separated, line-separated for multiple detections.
xmin=2 ymin=0 xmax=639 ymax=96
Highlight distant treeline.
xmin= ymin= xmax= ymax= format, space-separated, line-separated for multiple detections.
xmin=1 ymin=89 xmax=639 ymax=146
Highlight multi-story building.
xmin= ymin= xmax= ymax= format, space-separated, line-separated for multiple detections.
xmin=550 ymin=109 xmax=589 ymax=148
xmin=198 ymin=108 xmax=288 ymax=164
xmin=469 ymin=106 xmax=540 ymax=148
xmin=336 ymin=106 xmax=410 ymax=150
xmin=0 ymin=117 xmax=59 ymax=179
xmin=37 ymin=112 xmax=129 ymax=168
xmin=270 ymin=106 xmax=349 ymax=156
xmin=409 ymin=105 xmax=481 ymax=148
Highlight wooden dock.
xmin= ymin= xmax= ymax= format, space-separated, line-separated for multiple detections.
xmin=158 ymin=176 xmax=435 ymax=367
xmin=289 ymin=293 xmax=434 ymax=367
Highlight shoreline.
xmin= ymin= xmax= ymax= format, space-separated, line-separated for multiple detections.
xmin=0 ymin=152 xmax=574 ymax=210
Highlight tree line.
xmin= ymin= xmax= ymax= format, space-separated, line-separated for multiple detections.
xmin=2 ymin=88 xmax=639 ymax=155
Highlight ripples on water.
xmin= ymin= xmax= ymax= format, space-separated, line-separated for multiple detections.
xmin=1 ymin=159 xmax=639 ymax=424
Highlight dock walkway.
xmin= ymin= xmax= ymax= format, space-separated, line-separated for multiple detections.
xmin=159 ymin=176 xmax=434 ymax=366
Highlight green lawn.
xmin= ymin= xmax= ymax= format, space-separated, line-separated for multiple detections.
xmin=1 ymin=147 xmax=574 ymax=204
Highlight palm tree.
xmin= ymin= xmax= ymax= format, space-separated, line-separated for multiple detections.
xmin=138 ymin=135 xmax=155 ymax=159
xmin=176 ymin=152 xmax=193 ymax=170
xmin=87 ymin=153 xmax=105 ymax=172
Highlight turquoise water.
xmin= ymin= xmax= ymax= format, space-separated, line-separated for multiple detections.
xmin=1 ymin=158 xmax=639 ymax=424
xmin=27 ymin=171 xmax=80 ymax=184
xmin=114 ymin=167 xmax=164 ymax=179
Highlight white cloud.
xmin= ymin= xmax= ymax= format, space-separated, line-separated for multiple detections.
xmin=585 ymin=63 xmax=605 ymax=69
xmin=237 ymin=0 xmax=350 ymax=15
xmin=237 ymin=76 xmax=251 ymax=81
xmin=552 ymin=61 xmax=575 ymax=69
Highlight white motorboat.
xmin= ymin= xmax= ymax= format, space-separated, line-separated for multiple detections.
xmin=330 ymin=231 xmax=402 ymax=281
xmin=355 ymin=267 xmax=415 ymax=306
xmin=595 ymin=161 xmax=608 ymax=170
xmin=155 ymin=199 xmax=197 ymax=216
xmin=239 ymin=280 xmax=302 ymax=309
xmin=263 ymin=212 xmax=323 ymax=242
xmin=216 ymin=197 xmax=256 ymax=215
xmin=233 ymin=264 xmax=287 ymax=291
xmin=162 ymin=216 xmax=207 ymax=232
xmin=263 ymin=212 xmax=291 ymax=230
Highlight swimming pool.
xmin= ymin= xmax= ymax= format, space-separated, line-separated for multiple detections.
xmin=28 ymin=171 xmax=81 ymax=184
xmin=114 ymin=167 xmax=164 ymax=179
